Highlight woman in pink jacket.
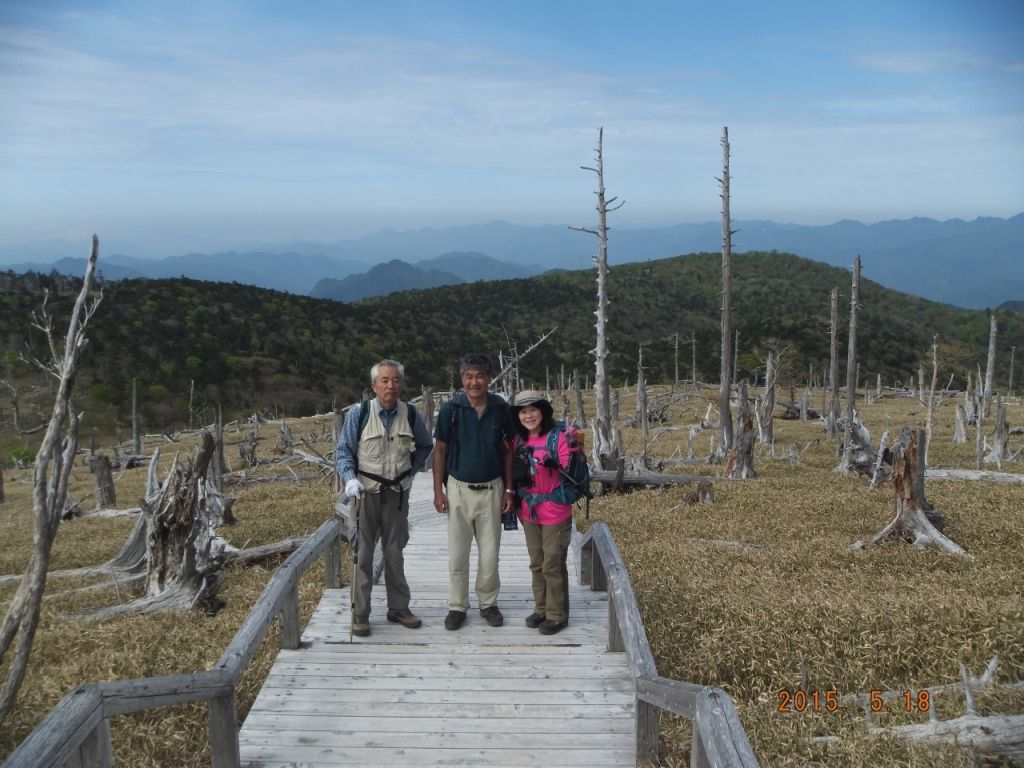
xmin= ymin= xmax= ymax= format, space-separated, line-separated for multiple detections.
xmin=510 ymin=390 xmax=572 ymax=635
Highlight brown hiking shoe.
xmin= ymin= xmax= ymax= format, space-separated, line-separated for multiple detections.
xmin=351 ymin=616 xmax=370 ymax=637
xmin=386 ymin=608 xmax=422 ymax=629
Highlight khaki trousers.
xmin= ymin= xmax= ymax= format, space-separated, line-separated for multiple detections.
xmin=352 ymin=486 xmax=411 ymax=620
xmin=446 ymin=477 xmax=502 ymax=612
xmin=522 ymin=518 xmax=572 ymax=622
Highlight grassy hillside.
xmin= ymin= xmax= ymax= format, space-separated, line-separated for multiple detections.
xmin=0 ymin=392 xmax=1020 ymax=766
xmin=2 ymin=252 xmax=1022 ymax=457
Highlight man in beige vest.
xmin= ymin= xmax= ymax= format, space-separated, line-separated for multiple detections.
xmin=336 ymin=359 xmax=434 ymax=637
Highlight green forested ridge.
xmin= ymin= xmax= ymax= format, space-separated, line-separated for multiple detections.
xmin=1 ymin=252 xmax=1021 ymax=443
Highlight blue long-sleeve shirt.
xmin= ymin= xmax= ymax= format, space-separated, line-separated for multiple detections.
xmin=335 ymin=399 xmax=434 ymax=485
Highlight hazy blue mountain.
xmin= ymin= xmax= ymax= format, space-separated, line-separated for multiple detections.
xmin=4 ymin=213 xmax=1021 ymax=308
xmin=104 ymin=251 xmax=370 ymax=294
xmin=414 ymin=251 xmax=541 ymax=281
xmin=310 ymin=259 xmax=464 ymax=302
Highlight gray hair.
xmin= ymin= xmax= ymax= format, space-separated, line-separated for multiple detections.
xmin=370 ymin=359 xmax=405 ymax=384
xmin=459 ymin=353 xmax=493 ymax=377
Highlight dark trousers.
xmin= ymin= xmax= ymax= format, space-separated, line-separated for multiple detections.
xmin=522 ymin=517 xmax=572 ymax=622
xmin=352 ymin=486 xmax=411 ymax=619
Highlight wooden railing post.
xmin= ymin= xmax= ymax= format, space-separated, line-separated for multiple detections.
xmin=78 ymin=717 xmax=112 ymax=767
xmin=607 ymin=593 xmax=623 ymax=652
xmin=690 ymin=718 xmax=709 ymax=768
xmin=325 ymin=534 xmax=342 ymax=589
xmin=580 ymin=536 xmax=593 ymax=586
xmin=280 ymin=579 xmax=300 ymax=649
xmin=636 ymin=696 xmax=660 ymax=765
xmin=591 ymin=546 xmax=607 ymax=592
xmin=208 ymin=692 xmax=240 ymax=768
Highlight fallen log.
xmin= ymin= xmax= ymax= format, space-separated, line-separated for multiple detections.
xmin=590 ymin=468 xmax=715 ymax=487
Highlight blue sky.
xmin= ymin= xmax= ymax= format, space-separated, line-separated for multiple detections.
xmin=1 ymin=0 xmax=1022 ymax=257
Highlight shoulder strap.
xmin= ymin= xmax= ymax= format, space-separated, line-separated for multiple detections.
xmin=406 ymin=402 xmax=417 ymax=430
xmin=357 ymin=399 xmax=371 ymax=438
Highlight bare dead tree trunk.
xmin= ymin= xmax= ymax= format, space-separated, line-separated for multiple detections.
xmin=239 ymin=430 xmax=258 ymax=467
xmin=132 ymin=377 xmax=141 ymax=456
xmin=93 ymin=454 xmax=116 ymax=509
xmin=727 ymin=381 xmax=757 ymax=479
xmin=0 ymin=468 xmax=5 ymax=504
xmin=718 ymin=126 xmax=735 ymax=455
xmin=1009 ymin=345 xmax=1016 ymax=397
xmin=925 ymin=335 xmax=939 ymax=466
xmin=953 ymin=403 xmax=967 ymax=444
xmin=691 ymin=333 xmax=698 ymax=388
xmin=975 ymin=392 xmax=984 ymax=470
xmin=987 ymin=396 xmax=1009 ymax=470
xmin=840 ymin=257 xmax=861 ymax=471
xmin=828 ymin=287 xmax=840 ymax=439
xmin=983 ymin=313 xmax=997 ymax=416
xmin=611 ymin=388 xmax=619 ymax=422
xmin=573 ymin=370 xmax=588 ymax=429
xmin=965 ymin=371 xmax=977 ymax=425
xmin=569 ymin=126 xmax=622 ymax=471
xmin=213 ymin=404 xmax=225 ymax=493
xmin=188 ymin=379 xmax=195 ymax=431
xmin=672 ymin=332 xmax=678 ymax=393
xmin=756 ymin=350 xmax=776 ymax=445
xmin=0 ymin=236 xmax=101 ymax=725
xmin=637 ymin=347 xmax=648 ymax=467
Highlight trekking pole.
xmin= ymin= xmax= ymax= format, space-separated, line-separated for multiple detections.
xmin=349 ymin=495 xmax=361 ymax=643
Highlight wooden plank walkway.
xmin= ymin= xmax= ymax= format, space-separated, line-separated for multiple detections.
xmin=238 ymin=472 xmax=636 ymax=767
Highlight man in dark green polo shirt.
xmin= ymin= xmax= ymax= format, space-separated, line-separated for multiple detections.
xmin=432 ymin=353 xmax=514 ymax=630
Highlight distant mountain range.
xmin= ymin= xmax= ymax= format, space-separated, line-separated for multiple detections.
xmin=2 ymin=214 xmax=1022 ymax=308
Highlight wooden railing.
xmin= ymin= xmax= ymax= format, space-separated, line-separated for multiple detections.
xmin=2 ymin=518 xmax=348 ymax=768
xmin=576 ymin=522 xmax=759 ymax=768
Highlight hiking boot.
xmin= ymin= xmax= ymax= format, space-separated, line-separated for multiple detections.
xmin=538 ymin=619 xmax=568 ymax=635
xmin=351 ymin=616 xmax=370 ymax=637
xmin=387 ymin=608 xmax=422 ymax=629
xmin=444 ymin=610 xmax=467 ymax=630
xmin=525 ymin=612 xmax=545 ymax=628
xmin=480 ymin=605 xmax=504 ymax=627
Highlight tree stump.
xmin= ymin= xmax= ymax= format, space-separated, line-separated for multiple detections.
xmin=92 ymin=454 xmax=116 ymax=509
xmin=142 ymin=432 xmax=228 ymax=612
xmin=854 ymin=429 xmax=972 ymax=559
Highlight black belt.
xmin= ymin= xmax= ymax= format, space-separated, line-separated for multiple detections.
xmin=467 ymin=483 xmax=492 ymax=491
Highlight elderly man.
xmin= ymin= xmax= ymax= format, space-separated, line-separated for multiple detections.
xmin=336 ymin=359 xmax=434 ymax=637
xmin=432 ymin=353 xmax=514 ymax=631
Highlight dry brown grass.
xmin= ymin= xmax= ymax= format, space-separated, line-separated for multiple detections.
xmin=1 ymin=395 xmax=1022 ymax=766
xmin=590 ymin=387 xmax=1024 ymax=766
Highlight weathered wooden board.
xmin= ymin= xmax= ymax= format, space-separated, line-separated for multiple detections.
xmin=239 ymin=475 xmax=636 ymax=767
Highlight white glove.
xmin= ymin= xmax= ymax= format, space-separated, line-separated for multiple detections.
xmin=345 ymin=478 xmax=364 ymax=499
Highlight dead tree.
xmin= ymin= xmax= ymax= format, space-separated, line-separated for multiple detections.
xmin=953 ymin=403 xmax=968 ymax=444
xmin=132 ymin=377 xmax=141 ymax=456
xmin=839 ymin=257 xmax=861 ymax=472
xmin=726 ymin=381 xmax=757 ymax=479
xmin=569 ymin=126 xmax=622 ymax=471
xmin=983 ymin=313 xmax=997 ymax=416
xmin=924 ymin=335 xmax=939 ymax=466
xmin=718 ymin=126 xmax=735 ymax=457
xmin=986 ymin=396 xmax=1009 ymax=469
xmin=93 ymin=454 xmax=117 ymax=509
xmin=756 ymin=350 xmax=777 ymax=445
xmin=239 ymin=430 xmax=258 ymax=467
xmin=420 ymin=385 xmax=435 ymax=433
xmin=0 ymin=468 xmax=5 ymax=504
xmin=854 ymin=429 xmax=972 ymax=559
xmin=823 ymin=288 xmax=839 ymax=442
xmin=965 ymin=371 xmax=977 ymax=425
xmin=636 ymin=347 xmax=649 ymax=466
xmin=573 ymin=370 xmax=588 ymax=429
xmin=0 ymin=236 xmax=101 ymax=725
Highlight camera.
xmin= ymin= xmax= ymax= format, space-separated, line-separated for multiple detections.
xmin=501 ymin=509 xmax=519 ymax=530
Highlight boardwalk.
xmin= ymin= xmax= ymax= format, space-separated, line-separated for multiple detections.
xmin=238 ymin=473 xmax=637 ymax=767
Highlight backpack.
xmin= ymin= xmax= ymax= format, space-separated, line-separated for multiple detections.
xmin=513 ymin=420 xmax=593 ymax=520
